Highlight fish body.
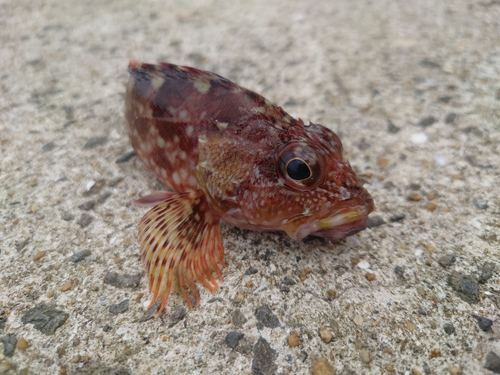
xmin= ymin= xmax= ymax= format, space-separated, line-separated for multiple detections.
xmin=125 ymin=61 xmax=374 ymax=313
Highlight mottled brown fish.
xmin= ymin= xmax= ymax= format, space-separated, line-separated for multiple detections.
xmin=125 ymin=61 xmax=374 ymax=314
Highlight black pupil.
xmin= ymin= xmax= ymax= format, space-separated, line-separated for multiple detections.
xmin=287 ymin=159 xmax=311 ymax=180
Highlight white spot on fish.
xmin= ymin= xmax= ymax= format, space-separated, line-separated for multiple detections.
xmin=194 ymin=79 xmax=211 ymax=94
xmin=188 ymin=176 xmax=198 ymax=187
xmin=151 ymin=76 xmax=164 ymax=90
xmin=172 ymin=172 xmax=180 ymax=186
xmin=186 ymin=125 xmax=194 ymax=137
xmin=157 ymin=136 xmax=165 ymax=148
xmin=179 ymin=109 xmax=189 ymax=120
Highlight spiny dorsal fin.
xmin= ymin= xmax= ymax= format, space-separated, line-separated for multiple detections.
xmin=138 ymin=190 xmax=226 ymax=315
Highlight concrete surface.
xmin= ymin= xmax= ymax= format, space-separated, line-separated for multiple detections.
xmin=0 ymin=0 xmax=499 ymax=374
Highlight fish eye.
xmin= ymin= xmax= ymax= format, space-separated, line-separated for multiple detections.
xmin=278 ymin=143 xmax=324 ymax=189
xmin=286 ymin=158 xmax=311 ymax=181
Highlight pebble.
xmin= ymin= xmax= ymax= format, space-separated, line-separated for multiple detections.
xmin=470 ymin=314 xmax=493 ymax=332
xmin=42 ymin=141 xmax=56 ymax=151
xmin=411 ymin=133 xmax=428 ymax=144
xmin=419 ymin=116 xmax=436 ymax=127
xmin=115 ymin=151 xmax=136 ymax=164
xmin=312 ymin=358 xmax=335 ymax=375
xmin=443 ymin=323 xmax=455 ymax=335
xmin=33 ymin=251 xmax=47 ymax=262
xmin=367 ymin=215 xmax=385 ymax=228
xmin=448 ymin=272 xmax=479 ymax=304
xmin=61 ymin=281 xmax=73 ymax=292
xmin=282 ymin=277 xmax=296 ymax=286
xmin=365 ymin=273 xmax=376 ymax=281
xmin=168 ymin=306 xmax=186 ymax=328
xmin=438 ymin=254 xmax=456 ymax=267
xmin=426 ymin=203 xmax=437 ymax=211
xmin=484 ymin=351 xmax=500 ymax=373
xmin=353 ymin=315 xmax=363 ymax=326
xmin=77 ymin=213 xmax=94 ymax=228
xmin=412 ymin=369 xmax=423 ymax=375
xmin=287 ymin=333 xmax=300 ymax=347
xmin=70 ymin=249 xmax=91 ymax=263
xmin=78 ymin=200 xmax=96 ymax=211
xmin=255 ymin=304 xmax=280 ymax=329
xmin=1 ymin=335 xmax=17 ymax=357
xmin=389 ymin=213 xmax=405 ymax=222
xmin=103 ymin=272 xmax=141 ymax=289
xmin=109 ymin=299 xmax=130 ymax=315
xmin=225 ymin=332 xmax=244 ymax=349
xmin=445 ymin=113 xmax=456 ymax=124
xmin=318 ymin=327 xmax=333 ymax=343
xmin=83 ymin=136 xmax=108 ymax=149
xmin=251 ymin=337 xmax=277 ymax=375
xmin=298 ymin=351 xmax=308 ymax=362
xmin=21 ymin=303 xmax=69 ymax=335
xmin=244 ymin=266 xmax=258 ymax=275
xmin=448 ymin=365 xmax=461 ymax=374
xmin=387 ymin=121 xmax=400 ymax=133
xmin=231 ymin=309 xmax=248 ymax=327
xmin=479 ymin=261 xmax=495 ymax=284
xmin=359 ymin=349 xmax=371 ymax=363
xmin=430 ymin=349 xmax=441 ymax=358
xmin=0 ymin=361 xmax=11 ymax=373
xmin=16 ymin=338 xmax=28 ymax=350
xmin=408 ymin=192 xmax=422 ymax=201
xmin=472 ymin=197 xmax=488 ymax=210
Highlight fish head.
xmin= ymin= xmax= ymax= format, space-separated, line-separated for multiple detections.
xmin=196 ymin=117 xmax=374 ymax=241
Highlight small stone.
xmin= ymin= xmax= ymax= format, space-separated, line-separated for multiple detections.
xmin=225 ymin=332 xmax=244 ymax=349
xmin=78 ymin=200 xmax=96 ymax=211
xmin=33 ymin=251 xmax=47 ymax=262
xmin=21 ymin=303 xmax=69 ymax=335
xmin=367 ymin=215 xmax=385 ymax=228
xmin=438 ymin=254 xmax=456 ymax=267
xmin=288 ymin=333 xmax=300 ymax=347
xmin=389 ymin=213 xmax=405 ymax=222
xmin=353 ymin=315 xmax=363 ymax=326
xmin=472 ymin=198 xmax=488 ymax=210
xmin=408 ymin=192 xmax=422 ymax=201
xmin=405 ymin=321 xmax=416 ymax=332
xmin=312 ymin=358 xmax=335 ymax=375
xmin=1 ymin=334 xmax=17 ymax=357
xmin=443 ymin=323 xmax=455 ymax=335
xmin=430 ymin=349 xmax=441 ymax=358
xmin=479 ymin=262 xmax=495 ymax=284
xmin=298 ymin=351 xmax=308 ymax=362
xmin=365 ymin=273 xmax=376 ymax=281
xmin=244 ymin=267 xmax=258 ymax=275
xmin=282 ymin=277 xmax=296 ymax=286
xmin=231 ymin=309 xmax=248 ymax=327
xmin=109 ymin=299 xmax=129 ymax=315
xmin=115 ymin=151 xmax=136 ymax=164
xmin=42 ymin=141 xmax=56 ymax=151
xmin=470 ymin=314 xmax=493 ymax=332
xmin=46 ymin=289 xmax=55 ymax=298
xmin=0 ymin=361 xmax=12 ymax=373
xmin=318 ymin=327 xmax=333 ymax=343
xmin=448 ymin=365 xmax=461 ymax=375
xmin=61 ymin=281 xmax=73 ymax=292
xmin=70 ymin=249 xmax=91 ymax=263
xmin=252 ymin=337 xmax=277 ymax=375
xmin=412 ymin=369 xmax=423 ymax=375
xmin=77 ymin=213 xmax=94 ymax=228
xmin=16 ymin=338 xmax=29 ymax=350
xmin=168 ymin=306 xmax=186 ymax=328
xmin=387 ymin=121 xmax=400 ymax=133
xmin=419 ymin=116 xmax=436 ymax=127
xmin=448 ymin=272 xmax=479 ymax=304
xmin=255 ymin=304 xmax=280 ymax=329
xmin=83 ymin=136 xmax=108 ymax=149
xmin=61 ymin=212 xmax=74 ymax=221
xmin=484 ymin=351 xmax=500 ymax=373
xmin=103 ymin=272 xmax=141 ymax=289
xmin=445 ymin=113 xmax=456 ymax=124
xmin=360 ymin=349 xmax=371 ymax=363
xmin=426 ymin=203 xmax=437 ymax=211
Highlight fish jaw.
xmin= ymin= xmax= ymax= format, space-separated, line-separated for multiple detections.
xmin=283 ymin=194 xmax=374 ymax=241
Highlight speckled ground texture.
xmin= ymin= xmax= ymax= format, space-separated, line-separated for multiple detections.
xmin=0 ymin=0 xmax=499 ymax=374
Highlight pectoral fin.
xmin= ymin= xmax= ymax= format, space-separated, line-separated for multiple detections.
xmin=138 ymin=190 xmax=226 ymax=315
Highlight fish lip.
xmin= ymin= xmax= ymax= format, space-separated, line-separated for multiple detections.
xmin=292 ymin=197 xmax=374 ymax=241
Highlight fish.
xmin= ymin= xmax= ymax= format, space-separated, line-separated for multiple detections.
xmin=125 ymin=60 xmax=374 ymax=315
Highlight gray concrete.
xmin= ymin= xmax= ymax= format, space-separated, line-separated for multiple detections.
xmin=1 ymin=0 xmax=499 ymax=374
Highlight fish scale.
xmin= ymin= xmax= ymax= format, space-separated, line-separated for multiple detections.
xmin=125 ymin=60 xmax=374 ymax=314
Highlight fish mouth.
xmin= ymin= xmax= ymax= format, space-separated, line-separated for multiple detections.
xmin=290 ymin=196 xmax=374 ymax=241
